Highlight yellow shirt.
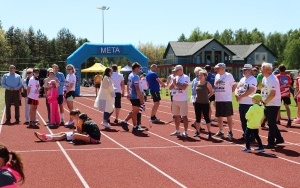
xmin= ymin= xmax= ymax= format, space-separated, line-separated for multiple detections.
xmin=245 ymin=104 xmax=264 ymax=129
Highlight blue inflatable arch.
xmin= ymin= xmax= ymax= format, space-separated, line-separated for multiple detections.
xmin=66 ymin=43 xmax=148 ymax=96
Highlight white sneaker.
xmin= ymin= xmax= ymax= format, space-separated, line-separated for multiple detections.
xmin=64 ymin=121 xmax=74 ymax=126
xmin=170 ymin=131 xmax=180 ymax=136
xmin=101 ymin=122 xmax=111 ymax=129
xmin=182 ymin=131 xmax=188 ymax=138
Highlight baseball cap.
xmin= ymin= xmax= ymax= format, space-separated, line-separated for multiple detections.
xmin=172 ymin=65 xmax=183 ymax=72
xmin=47 ymin=68 xmax=54 ymax=72
xmin=204 ymin=65 xmax=211 ymax=70
xmin=214 ymin=63 xmax=226 ymax=68
xmin=242 ymin=64 xmax=253 ymax=70
xmin=249 ymin=93 xmax=262 ymax=102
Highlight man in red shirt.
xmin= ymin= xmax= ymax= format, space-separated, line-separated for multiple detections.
xmin=276 ymin=64 xmax=292 ymax=127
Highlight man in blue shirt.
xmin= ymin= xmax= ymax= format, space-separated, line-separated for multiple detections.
xmin=121 ymin=62 xmax=145 ymax=133
xmin=1 ymin=65 xmax=22 ymax=125
xmin=146 ymin=64 xmax=166 ymax=122
xmin=52 ymin=64 xmax=65 ymax=126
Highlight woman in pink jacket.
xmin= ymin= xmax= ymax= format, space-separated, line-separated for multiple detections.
xmin=0 ymin=144 xmax=25 ymax=187
xmin=47 ymin=80 xmax=60 ymax=126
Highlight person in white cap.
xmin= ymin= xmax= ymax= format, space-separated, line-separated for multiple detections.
xmin=214 ymin=63 xmax=237 ymax=139
xmin=169 ymin=65 xmax=190 ymax=138
xmin=43 ymin=68 xmax=59 ymax=125
xmin=235 ymin=64 xmax=257 ymax=140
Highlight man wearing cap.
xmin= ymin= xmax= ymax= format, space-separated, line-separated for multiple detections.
xmin=261 ymin=62 xmax=284 ymax=148
xmin=52 ymin=64 xmax=65 ymax=126
xmin=43 ymin=68 xmax=59 ymax=124
xmin=169 ymin=65 xmax=190 ymax=138
xmin=235 ymin=64 xmax=257 ymax=140
xmin=214 ymin=63 xmax=237 ymax=139
xmin=146 ymin=64 xmax=166 ymax=123
xmin=1 ymin=65 xmax=22 ymax=125
xmin=205 ymin=65 xmax=216 ymax=121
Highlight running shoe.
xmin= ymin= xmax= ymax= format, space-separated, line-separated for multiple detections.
xmin=227 ymin=131 xmax=233 ymax=140
xmin=34 ymin=132 xmax=47 ymax=141
xmin=182 ymin=131 xmax=188 ymax=138
xmin=170 ymin=131 xmax=180 ymax=136
xmin=121 ymin=121 xmax=129 ymax=131
xmin=101 ymin=122 xmax=111 ymax=129
xmin=193 ymin=131 xmax=200 ymax=137
xmin=241 ymin=148 xmax=251 ymax=153
xmin=207 ymin=132 xmax=212 ymax=139
xmin=293 ymin=118 xmax=300 ymax=124
xmin=214 ymin=131 xmax=224 ymax=137
xmin=287 ymin=119 xmax=292 ymax=127
xmin=150 ymin=116 xmax=161 ymax=123
xmin=132 ymin=126 xmax=145 ymax=133
xmin=254 ymin=148 xmax=265 ymax=153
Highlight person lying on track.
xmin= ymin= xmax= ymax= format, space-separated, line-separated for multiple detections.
xmin=34 ymin=110 xmax=101 ymax=145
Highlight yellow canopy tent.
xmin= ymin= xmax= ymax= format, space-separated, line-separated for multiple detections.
xmin=81 ymin=63 xmax=107 ymax=73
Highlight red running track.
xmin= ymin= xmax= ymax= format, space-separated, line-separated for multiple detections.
xmin=0 ymin=86 xmax=299 ymax=188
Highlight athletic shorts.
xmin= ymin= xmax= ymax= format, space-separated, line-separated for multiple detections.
xmin=171 ymin=101 xmax=188 ymax=116
xmin=28 ymin=98 xmax=39 ymax=105
xmin=65 ymin=91 xmax=75 ymax=101
xmin=281 ymin=97 xmax=291 ymax=105
xmin=209 ymin=94 xmax=215 ymax=102
xmin=215 ymin=101 xmax=233 ymax=117
xmin=57 ymin=95 xmax=64 ymax=104
xmin=95 ymin=83 xmax=100 ymax=88
xmin=150 ymin=91 xmax=161 ymax=102
xmin=130 ymin=99 xmax=141 ymax=107
xmin=65 ymin=132 xmax=73 ymax=141
xmin=115 ymin=92 xmax=122 ymax=108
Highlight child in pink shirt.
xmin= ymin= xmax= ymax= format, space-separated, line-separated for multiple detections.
xmin=47 ymin=80 xmax=60 ymax=126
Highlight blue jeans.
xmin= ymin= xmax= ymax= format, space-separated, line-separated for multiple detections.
xmin=239 ymin=104 xmax=252 ymax=134
xmin=103 ymin=111 xmax=113 ymax=122
xmin=265 ymin=106 xmax=283 ymax=145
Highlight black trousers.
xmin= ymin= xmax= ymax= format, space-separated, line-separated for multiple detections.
xmin=245 ymin=128 xmax=263 ymax=149
xmin=265 ymin=106 xmax=283 ymax=145
xmin=5 ymin=90 xmax=20 ymax=121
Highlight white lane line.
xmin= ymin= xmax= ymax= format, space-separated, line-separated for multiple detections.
xmin=82 ymin=96 xmax=300 ymax=147
xmin=102 ymin=131 xmax=188 ymax=188
xmin=75 ymin=100 xmax=285 ymax=188
xmin=37 ymin=111 xmax=90 ymax=188
xmin=0 ymin=107 xmax=5 ymax=134
xmin=16 ymin=144 xmax=241 ymax=153
xmin=61 ymin=108 xmax=187 ymax=188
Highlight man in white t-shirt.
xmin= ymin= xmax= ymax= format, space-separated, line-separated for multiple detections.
xmin=169 ymin=65 xmax=190 ymax=138
xmin=27 ymin=68 xmax=40 ymax=129
xmin=111 ymin=64 xmax=125 ymax=124
xmin=214 ymin=63 xmax=237 ymax=139
xmin=261 ymin=62 xmax=284 ymax=148
xmin=235 ymin=64 xmax=257 ymax=140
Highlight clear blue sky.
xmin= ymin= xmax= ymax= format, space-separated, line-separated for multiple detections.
xmin=0 ymin=0 xmax=299 ymax=46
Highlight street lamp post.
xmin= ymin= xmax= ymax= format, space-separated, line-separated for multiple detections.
xmin=97 ymin=6 xmax=110 ymax=43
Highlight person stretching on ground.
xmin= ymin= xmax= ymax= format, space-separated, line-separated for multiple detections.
xmin=34 ymin=110 xmax=101 ymax=144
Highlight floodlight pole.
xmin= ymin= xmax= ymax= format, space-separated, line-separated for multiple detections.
xmin=97 ymin=6 xmax=110 ymax=43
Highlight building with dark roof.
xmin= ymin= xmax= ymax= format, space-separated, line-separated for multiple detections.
xmin=160 ymin=38 xmax=276 ymax=80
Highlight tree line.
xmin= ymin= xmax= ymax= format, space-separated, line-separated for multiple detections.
xmin=0 ymin=20 xmax=299 ymax=71
xmin=178 ymin=27 xmax=300 ymax=68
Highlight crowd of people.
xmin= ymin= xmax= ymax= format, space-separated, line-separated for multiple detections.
xmin=1 ymin=61 xmax=300 ymax=186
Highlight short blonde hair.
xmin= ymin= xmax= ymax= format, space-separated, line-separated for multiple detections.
xmin=66 ymin=64 xmax=76 ymax=73
xmin=194 ymin=67 xmax=202 ymax=75
xmin=198 ymin=69 xmax=208 ymax=77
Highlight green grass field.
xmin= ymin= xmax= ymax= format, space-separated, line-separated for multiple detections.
xmin=158 ymin=86 xmax=298 ymax=118
xmin=0 ymin=87 xmax=5 ymax=121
